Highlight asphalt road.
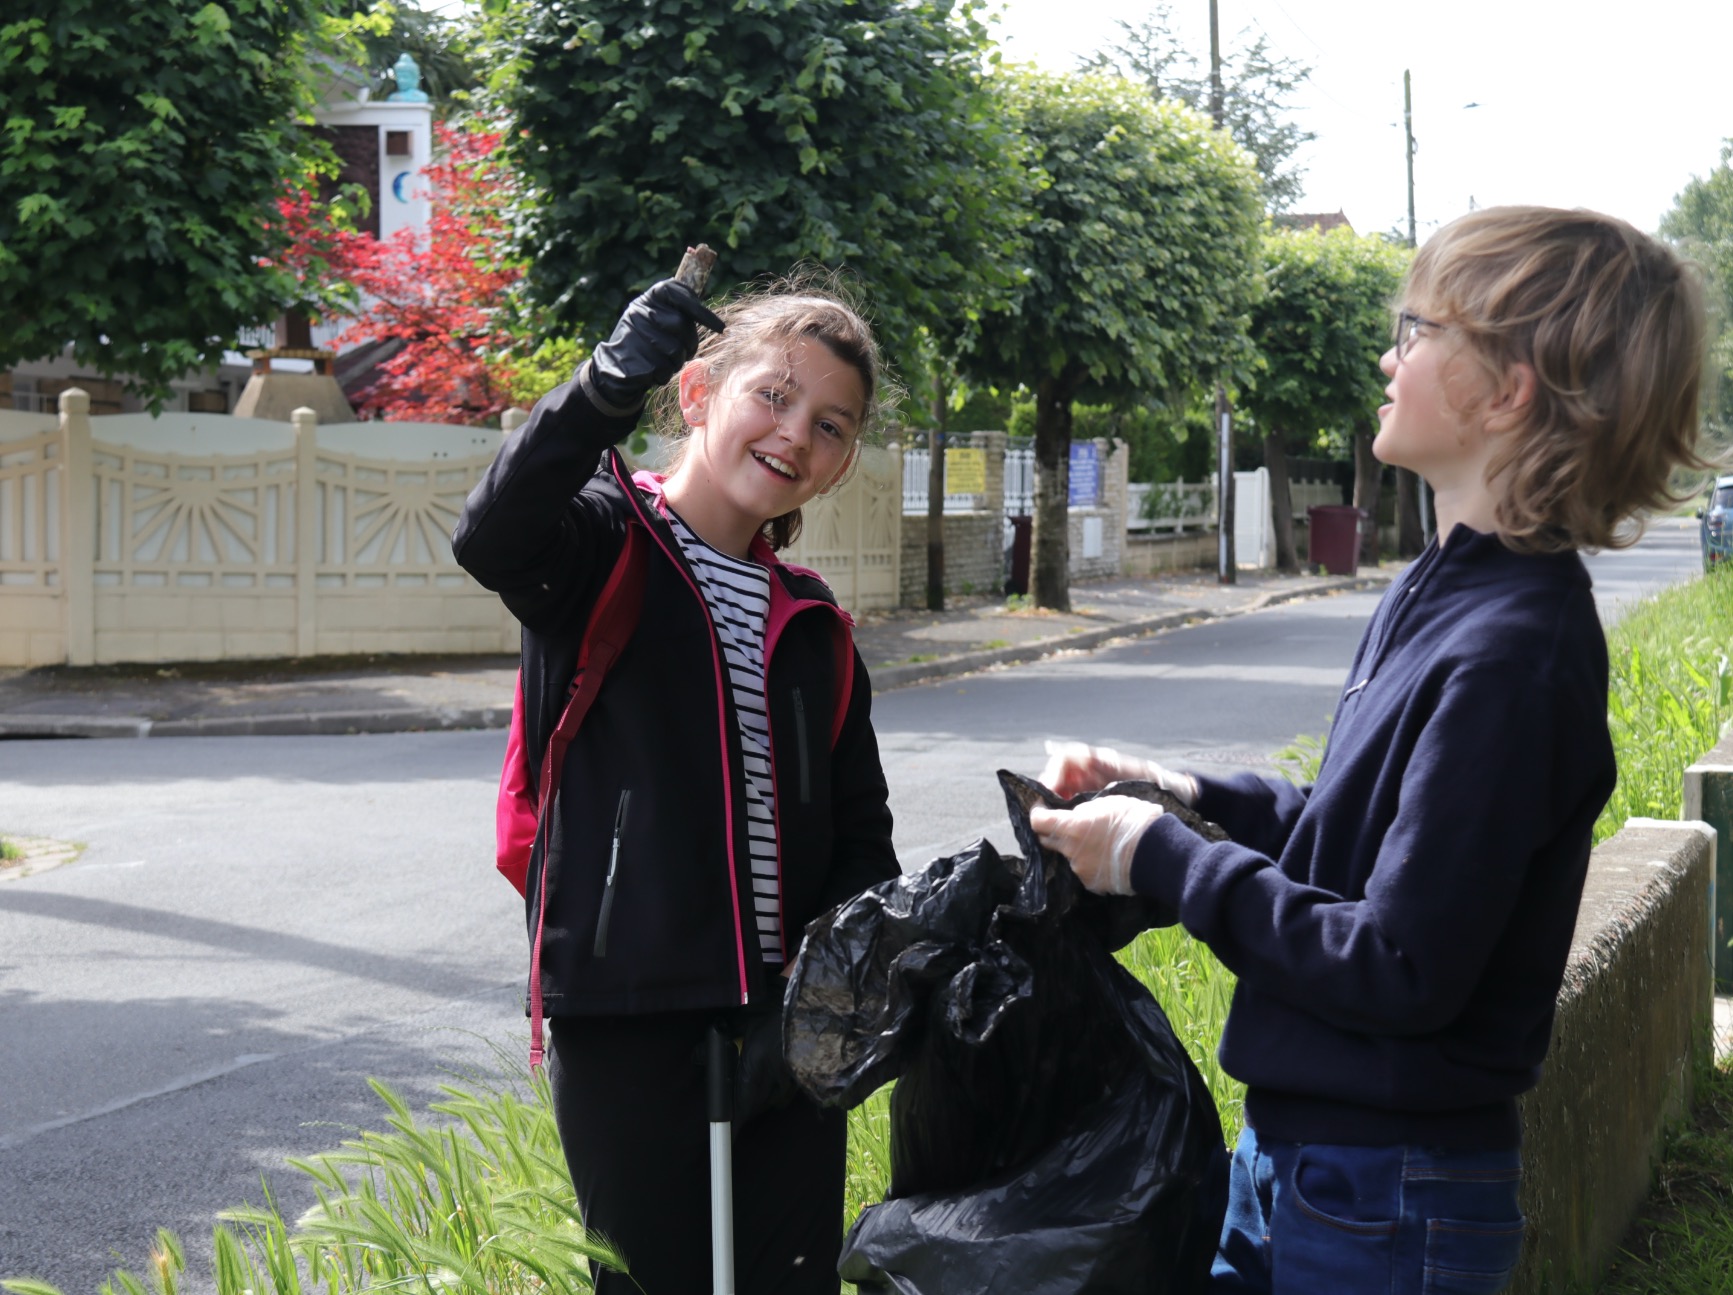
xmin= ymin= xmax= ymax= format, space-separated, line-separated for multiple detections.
xmin=0 ymin=521 xmax=1705 ymax=1292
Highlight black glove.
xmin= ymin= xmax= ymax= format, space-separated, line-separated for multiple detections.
xmin=580 ymin=279 xmax=726 ymax=416
xmin=733 ymin=1009 xmax=799 ymax=1128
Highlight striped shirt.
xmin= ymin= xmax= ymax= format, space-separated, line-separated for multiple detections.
xmin=668 ymin=512 xmax=783 ymax=965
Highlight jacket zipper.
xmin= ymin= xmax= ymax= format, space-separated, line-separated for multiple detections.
xmin=614 ymin=456 xmax=752 ymax=1003
xmin=792 ymin=687 xmax=812 ymax=804
xmin=592 ymin=789 xmax=631 ymax=959
xmin=762 ymin=592 xmax=849 ymax=967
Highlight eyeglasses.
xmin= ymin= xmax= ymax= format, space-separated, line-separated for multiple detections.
xmin=1393 ymin=310 xmax=1443 ymax=362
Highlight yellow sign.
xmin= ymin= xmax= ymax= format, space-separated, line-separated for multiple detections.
xmin=944 ymin=447 xmax=986 ymax=495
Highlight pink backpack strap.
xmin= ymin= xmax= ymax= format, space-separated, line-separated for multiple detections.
xmin=526 ymin=523 xmax=648 ymax=1069
xmin=829 ymin=617 xmax=854 ymax=749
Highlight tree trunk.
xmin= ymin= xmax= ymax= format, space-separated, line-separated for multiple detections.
xmin=1264 ymin=430 xmax=1299 ymax=573
xmin=1032 ymin=372 xmax=1075 ymax=611
xmin=926 ymin=386 xmax=946 ymax=610
xmin=1352 ymin=430 xmax=1383 ymax=568
xmin=1396 ymin=467 xmax=1424 ymax=557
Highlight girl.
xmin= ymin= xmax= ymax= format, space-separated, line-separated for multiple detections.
xmin=453 ymin=275 xmax=900 ymax=1295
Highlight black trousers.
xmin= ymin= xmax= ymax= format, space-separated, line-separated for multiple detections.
xmin=547 ymin=1011 xmax=847 ymax=1295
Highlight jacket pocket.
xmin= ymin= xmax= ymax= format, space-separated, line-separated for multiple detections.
xmin=792 ymin=687 xmax=813 ymax=805
xmin=592 ymin=789 xmax=631 ymax=958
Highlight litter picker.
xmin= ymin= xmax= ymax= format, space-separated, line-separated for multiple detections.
xmin=675 ymin=240 xmax=736 ymax=1295
xmin=706 ymin=1021 xmax=738 ymax=1295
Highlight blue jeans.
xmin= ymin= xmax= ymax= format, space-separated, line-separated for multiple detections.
xmin=1210 ymin=1127 xmax=1525 ymax=1294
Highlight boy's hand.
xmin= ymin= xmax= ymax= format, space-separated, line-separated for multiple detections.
xmin=1038 ymin=740 xmax=1199 ymax=805
xmin=583 ymin=279 xmax=726 ymax=414
xmin=1029 ymin=796 xmax=1165 ymax=895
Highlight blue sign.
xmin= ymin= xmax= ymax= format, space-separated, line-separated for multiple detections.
xmin=1068 ymin=442 xmax=1100 ymax=507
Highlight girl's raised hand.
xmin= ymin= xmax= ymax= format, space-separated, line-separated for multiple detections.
xmin=586 ymin=279 xmax=726 ymax=414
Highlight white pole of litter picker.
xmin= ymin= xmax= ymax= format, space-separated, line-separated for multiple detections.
xmin=706 ymin=1023 xmax=736 ymax=1295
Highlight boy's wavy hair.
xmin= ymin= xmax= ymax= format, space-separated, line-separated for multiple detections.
xmin=650 ymin=269 xmax=897 ymax=551
xmin=1405 ymin=205 xmax=1710 ymax=551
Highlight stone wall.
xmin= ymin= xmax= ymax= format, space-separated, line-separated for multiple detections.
xmin=899 ymin=512 xmax=1002 ymax=604
xmin=1512 ymin=818 xmax=1716 ymax=1293
xmin=899 ymin=433 xmax=1131 ymax=605
xmin=1122 ymin=532 xmax=1217 ymax=576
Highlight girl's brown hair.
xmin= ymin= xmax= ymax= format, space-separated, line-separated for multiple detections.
xmin=1405 ymin=205 xmax=1709 ymax=551
xmin=651 ymin=272 xmax=893 ymax=550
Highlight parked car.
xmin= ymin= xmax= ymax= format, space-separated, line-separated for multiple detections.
xmin=1700 ymin=473 xmax=1733 ymax=571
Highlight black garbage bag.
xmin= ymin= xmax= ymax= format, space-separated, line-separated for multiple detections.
xmin=784 ymin=770 xmax=1230 ymax=1294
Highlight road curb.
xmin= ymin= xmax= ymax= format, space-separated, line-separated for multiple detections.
xmin=869 ymin=573 xmax=1388 ymax=692
xmin=0 ymin=706 xmax=512 ymax=740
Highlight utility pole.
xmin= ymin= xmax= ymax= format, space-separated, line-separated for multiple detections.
xmin=1211 ymin=0 xmax=1236 ymax=583
xmin=1403 ymin=68 xmax=1434 ymax=544
xmin=1404 ymin=69 xmax=1417 ymax=249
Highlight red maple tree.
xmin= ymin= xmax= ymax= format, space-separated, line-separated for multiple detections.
xmin=270 ymin=122 xmax=527 ymax=425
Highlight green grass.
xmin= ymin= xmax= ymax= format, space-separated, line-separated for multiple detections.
xmin=2 ymin=1068 xmax=630 ymax=1295
xmin=1596 ymin=1059 xmax=1733 ymax=1294
xmin=0 ymin=838 xmax=22 ymax=863
xmin=1596 ymin=567 xmax=1733 ymax=843
xmin=1116 ymin=926 xmax=1245 ymax=1141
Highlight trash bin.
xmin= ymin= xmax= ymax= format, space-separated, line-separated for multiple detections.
xmin=1307 ymin=504 xmax=1363 ymax=576
xmin=1005 ymin=515 xmax=1032 ymax=595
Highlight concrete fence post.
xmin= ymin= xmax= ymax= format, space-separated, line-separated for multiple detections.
xmin=57 ymin=388 xmax=95 ymax=666
xmin=1683 ymin=725 xmax=1733 ymax=990
xmin=293 ymin=407 xmax=319 ymax=657
xmin=501 ymin=407 xmax=530 ymax=435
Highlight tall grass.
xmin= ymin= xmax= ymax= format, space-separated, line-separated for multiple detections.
xmin=2 ymin=1069 xmax=630 ymax=1295
xmin=1596 ymin=568 xmax=1733 ymax=843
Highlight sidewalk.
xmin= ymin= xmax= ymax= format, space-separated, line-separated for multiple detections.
xmin=0 ymin=565 xmax=1391 ymax=739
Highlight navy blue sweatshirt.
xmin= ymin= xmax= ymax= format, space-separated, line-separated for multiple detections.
xmin=1131 ymin=527 xmax=1615 ymax=1150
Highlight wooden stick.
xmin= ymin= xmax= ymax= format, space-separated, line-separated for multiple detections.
xmin=674 ymin=243 xmax=718 ymax=296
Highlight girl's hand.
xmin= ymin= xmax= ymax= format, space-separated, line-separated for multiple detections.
xmin=1038 ymin=740 xmax=1199 ymax=805
xmin=585 ymin=279 xmax=726 ymax=413
xmin=1029 ymin=796 xmax=1165 ymax=895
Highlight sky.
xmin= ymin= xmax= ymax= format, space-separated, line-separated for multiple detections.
xmin=990 ymin=0 xmax=1733 ymax=238
xmin=420 ymin=1 xmax=1732 ymax=240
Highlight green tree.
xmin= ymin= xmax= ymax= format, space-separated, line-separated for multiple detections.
xmin=483 ymin=0 xmax=1028 ymax=373
xmin=967 ymin=70 xmax=1262 ymax=609
xmin=0 ymin=0 xmax=349 ymax=400
xmin=1242 ymin=227 xmax=1410 ymax=570
xmin=1084 ymin=5 xmax=1314 ymax=213
xmin=1661 ymin=139 xmax=1733 ymax=453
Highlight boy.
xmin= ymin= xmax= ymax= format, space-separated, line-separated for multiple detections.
xmin=1030 ymin=206 xmax=1708 ymax=1293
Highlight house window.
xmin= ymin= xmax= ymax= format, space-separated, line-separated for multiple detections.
xmin=187 ymin=390 xmax=228 ymax=414
xmin=386 ymin=130 xmax=412 ymax=157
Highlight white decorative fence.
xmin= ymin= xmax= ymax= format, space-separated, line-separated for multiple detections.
xmin=0 ymin=391 xmax=901 ymax=668
xmin=0 ymin=409 xmax=64 ymax=666
xmin=1127 ymin=480 xmax=1216 ymax=533
xmin=784 ymin=442 xmax=903 ymax=614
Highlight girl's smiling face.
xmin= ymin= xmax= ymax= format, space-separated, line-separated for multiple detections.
xmin=664 ymin=337 xmax=866 ymax=556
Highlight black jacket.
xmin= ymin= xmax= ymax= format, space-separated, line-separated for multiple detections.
xmin=453 ymin=375 xmax=898 ymax=1016
xmin=1131 ymin=527 xmax=1615 ymax=1149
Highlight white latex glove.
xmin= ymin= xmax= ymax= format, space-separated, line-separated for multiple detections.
xmin=1029 ymin=796 xmax=1166 ymax=896
xmin=1038 ymin=740 xmax=1199 ymax=806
